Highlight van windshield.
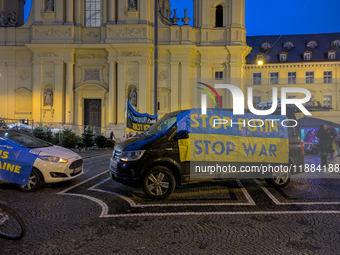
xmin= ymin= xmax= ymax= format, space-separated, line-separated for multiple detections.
xmin=144 ymin=115 xmax=177 ymax=135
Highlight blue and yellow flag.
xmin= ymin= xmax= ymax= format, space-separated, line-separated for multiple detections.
xmin=0 ymin=137 xmax=39 ymax=185
xmin=176 ymin=109 xmax=289 ymax=163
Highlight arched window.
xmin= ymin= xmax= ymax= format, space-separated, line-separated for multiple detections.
xmin=215 ymin=5 xmax=223 ymax=27
xmin=283 ymin=42 xmax=294 ymax=49
xmin=307 ymin=41 xmax=318 ymax=49
xmin=85 ymin=0 xmax=101 ymax=27
xmin=261 ymin=42 xmax=271 ymax=50
xmin=331 ymin=40 xmax=340 ymax=47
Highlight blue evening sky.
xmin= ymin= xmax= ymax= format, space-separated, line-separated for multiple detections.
xmin=24 ymin=0 xmax=340 ymax=36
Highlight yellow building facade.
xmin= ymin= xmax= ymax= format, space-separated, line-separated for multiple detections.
xmin=0 ymin=0 xmax=250 ymax=137
xmin=1 ymin=1 xmax=339 ymax=139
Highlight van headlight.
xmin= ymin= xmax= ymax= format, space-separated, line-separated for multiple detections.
xmin=38 ymin=156 xmax=68 ymax=163
xmin=120 ymin=150 xmax=145 ymax=162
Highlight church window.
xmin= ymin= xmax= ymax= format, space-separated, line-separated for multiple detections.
xmin=215 ymin=5 xmax=223 ymax=27
xmin=307 ymin=41 xmax=318 ymax=49
xmin=332 ymin=40 xmax=340 ymax=47
xmin=85 ymin=0 xmax=101 ymax=27
xmin=261 ymin=42 xmax=271 ymax=50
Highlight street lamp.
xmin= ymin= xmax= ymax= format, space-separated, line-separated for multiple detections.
xmin=257 ymin=60 xmax=264 ymax=66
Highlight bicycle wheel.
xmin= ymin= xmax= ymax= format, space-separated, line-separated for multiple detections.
xmin=0 ymin=204 xmax=27 ymax=240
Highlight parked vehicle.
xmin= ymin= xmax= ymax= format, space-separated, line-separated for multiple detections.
xmin=0 ymin=129 xmax=83 ymax=192
xmin=109 ymin=108 xmax=304 ymax=199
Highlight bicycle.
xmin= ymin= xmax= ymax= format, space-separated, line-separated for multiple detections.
xmin=0 ymin=202 xmax=27 ymax=240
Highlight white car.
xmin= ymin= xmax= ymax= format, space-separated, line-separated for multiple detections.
xmin=0 ymin=129 xmax=83 ymax=192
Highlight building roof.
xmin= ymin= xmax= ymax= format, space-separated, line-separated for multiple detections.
xmin=246 ymin=33 xmax=340 ymax=64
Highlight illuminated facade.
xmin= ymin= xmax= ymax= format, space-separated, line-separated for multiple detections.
xmin=0 ymin=0 xmax=249 ymax=136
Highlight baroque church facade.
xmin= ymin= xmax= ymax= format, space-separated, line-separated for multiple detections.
xmin=0 ymin=0 xmax=249 ymax=136
xmin=0 ymin=0 xmax=339 ymax=138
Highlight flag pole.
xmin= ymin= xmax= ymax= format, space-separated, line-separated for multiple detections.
xmin=153 ymin=0 xmax=158 ymax=116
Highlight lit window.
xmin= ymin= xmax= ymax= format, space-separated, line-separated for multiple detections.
xmin=215 ymin=72 xmax=223 ymax=80
xmin=85 ymin=0 xmax=101 ymax=27
xmin=215 ymin=5 xmax=223 ymax=27
xmin=304 ymin=52 xmax=311 ymax=61
xmin=280 ymin=54 xmax=287 ymax=61
xmin=283 ymin=42 xmax=294 ymax=49
xmin=253 ymin=73 xmax=261 ymax=85
xmin=270 ymin=72 xmax=279 ymax=85
xmin=323 ymin=95 xmax=332 ymax=108
xmin=307 ymin=41 xmax=318 ymax=48
xmin=261 ymin=43 xmax=271 ymax=50
xmin=306 ymin=71 xmax=314 ymax=84
xmin=331 ymin=40 xmax=340 ymax=47
xmin=324 ymin=71 xmax=332 ymax=83
xmin=288 ymin=72 xmax=296 ymax=84
xmin=328 ymin=52 xmax=336 ymax=60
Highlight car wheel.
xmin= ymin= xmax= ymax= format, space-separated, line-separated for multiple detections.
xmin=142 ymin=166 xmax=176 ymax=200
xmin=16 ymin=168 xmax=43 ymax=192
xmin=265 ymin=171 xmax=290 ymax=188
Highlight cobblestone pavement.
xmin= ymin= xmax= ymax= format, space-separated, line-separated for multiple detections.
xmin=1 ymin=153 xmax=340 ymax=254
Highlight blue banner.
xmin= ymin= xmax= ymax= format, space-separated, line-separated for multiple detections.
xmin=0 ymin=137 xmax=39 ymax=185
xmin=126 ymin=100 xmax=158 ymax=132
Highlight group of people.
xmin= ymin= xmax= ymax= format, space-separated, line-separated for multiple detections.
xmin=316 ymin=123 xmax=340 ymax=167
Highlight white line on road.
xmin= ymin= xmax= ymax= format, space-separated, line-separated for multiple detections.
xmin=88 ymin=178 xmax=256 ymax=207
xmin=254 ymin=179 xmax=340 ymax=205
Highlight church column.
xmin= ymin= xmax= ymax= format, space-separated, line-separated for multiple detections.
xmin=180 ymin=62 xmax=190 ymax=109
xmin=74 ymin=0 xmax=82 ymax=26
xmin=32 ymin=61 xmax=42 ymax=122
xmin=138 ymin=0 xmax=147 ymax=24
xmin=138 ymin=61 xmax=147 ymax=113
xmin=6 ymin=63 xmax=15 ymax=119
xmin=170 ymin=61 xmax=179 ymax=112
xmin=117 ymin=0 xmax=125 ymax=24
xmin=54 ymin=61 xmax=64 ymax=123
xmin=65 ymin=61 xmax=74 ymax=123
xmin=33 ymin=0 xmax=43 ymax=25
xmin=108 ymin=61 xmax=117 ymax=123
xmin=108 ymin=0 xmax=116 ymax=24
xmin=117 ymin=61 xmax=126 ymax=123
xmin=0 ymin=63 xmax=7 ymax=117
xmin=65 ymin=0 xmax=74 ymax=25
xmin=101 ymin=0 xmax=108 ymax=25
xmin=55 ymin=0 xmax=64 ymax=25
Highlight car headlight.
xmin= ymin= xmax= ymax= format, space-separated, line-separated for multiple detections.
xmin=120 ymin=150 xmax=145 ymax=162
xmin=38 ymin=156 xmax=68 ymax=163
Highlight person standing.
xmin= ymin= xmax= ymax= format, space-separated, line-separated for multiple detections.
xmin=110 ymin=131 xmax=114 ymax=140
xmin=328 ymin=123 xmax=337 ymax=159
xmin=317 ymin=124 xmax=331 ymax=167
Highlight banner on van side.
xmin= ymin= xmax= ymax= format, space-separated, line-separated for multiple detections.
xmin=176 ymin=109 xmax=290 ymax=178
xmin=125 ymin=101 xmax=158 ymax=132
xmin=0 ymin=138 xmax=39 ymax=185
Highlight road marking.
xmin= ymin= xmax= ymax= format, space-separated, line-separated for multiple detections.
xmin=254 ymin=179 xmax=340 ymax=205
xmin=88 ymin=178 xmax=256 ymax=207
xmin=101 ymin=210 xmax=340 ymax=218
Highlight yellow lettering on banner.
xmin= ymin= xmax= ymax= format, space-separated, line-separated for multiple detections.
xmin=0 ymin=150 xmax=9 ymax=159
xmin=269 ymin=120 xmax=278 ymax=132
xmin=247 ymin=119 xmax=257 ymax=131
xmin=14 ymin=165 xmax=21 ymax=174
xmin=200 ymin=115 xmax=209 ymax=128
xmin=6 ymin=163 xmax=14 ymax=172
xmin=210 ymin=115 xmax=222 ymax=129
xmin=190 ymin=114 xmax=199 ymax=128
xmin=178 ymin=136 xmax=191 ymax=162
xmin=223 ymin=117 xmax=230 ymax=129
xmin=144 ymin=125 xmax=150 ymax=130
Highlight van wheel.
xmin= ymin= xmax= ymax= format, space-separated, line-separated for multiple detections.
xmin=265 ymin=171 xmax=290 ymax=188
xmin=142 ymin=166 xmax=176 ymax=200
xmin=16 ymin=168 xmax=43 ymax=192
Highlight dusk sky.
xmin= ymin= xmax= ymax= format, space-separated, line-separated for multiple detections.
xmin=24 ymin=0 xmax=340 ymax=36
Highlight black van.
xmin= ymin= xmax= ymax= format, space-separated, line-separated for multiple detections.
xmin=110 ymin=108 xmax=304 ymax=199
